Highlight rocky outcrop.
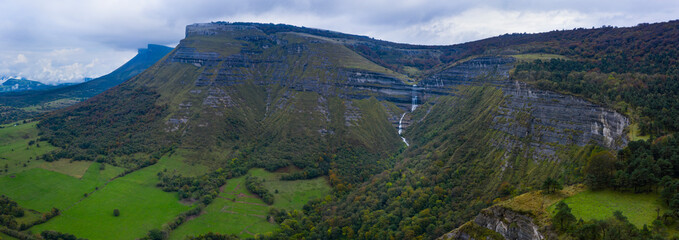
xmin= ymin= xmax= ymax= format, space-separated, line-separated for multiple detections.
xmin=418 ymin=56 xmax=629 ymax=157
xmin=440 ymin=206 xmax=545 ymax=240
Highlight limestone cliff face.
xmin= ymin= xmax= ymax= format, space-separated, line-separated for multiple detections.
xmin=168 ymin=23 xmax=628 ymax=155
xmin=440 ymin=206 xmax=545 ymax=240
xmin=418 ymin=56 xmax=629 ymax=158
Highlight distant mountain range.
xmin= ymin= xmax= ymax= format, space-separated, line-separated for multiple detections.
xmin=0 ymin=44 xmax=173 ymax=123
xmin=0 ymin=78 xmax=56 ymax=92
xmin=0 ymin=76 xmax=96 ymax=93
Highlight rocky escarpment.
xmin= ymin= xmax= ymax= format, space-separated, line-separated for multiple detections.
xmin=168 ymin=23 xmax=628 ymax=155
xmin=417 ymin=56 xmax=629 ymax=158
xmin=440 ymin=206 xmax=545 ymax=240
xmin=166 ymin=23 xmax=417 ymax=130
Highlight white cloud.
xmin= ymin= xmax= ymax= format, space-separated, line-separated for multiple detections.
xmin=0 ymin=48 xmax=135 ymax=85
xmin=383 ymin=8 xmax=618 ymax=45
xmin=14 ymin=54 xmax=28 ymax=64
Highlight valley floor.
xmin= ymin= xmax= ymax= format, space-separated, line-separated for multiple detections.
xmin=0 ymin=121 xmax=331 ymax=239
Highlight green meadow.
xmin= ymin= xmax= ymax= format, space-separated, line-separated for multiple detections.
xmin=170 ymin=168 xmax=331 ymax=239
xmin=31 ymin=154 xmax=203 ymax=240
xmin=550 ymin=190 xmax=666 ymax=228
xmin=0 ymin=121 xmax=57 ymax=175
xmin=250 ymin=168 xmax=332 ymax=210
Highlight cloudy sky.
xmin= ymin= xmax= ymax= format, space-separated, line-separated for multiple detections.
xmin=1 ymin=0 xmax=677 ymax=84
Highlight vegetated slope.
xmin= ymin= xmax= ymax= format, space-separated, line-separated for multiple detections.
xmin=38 ymin=24 xmax=405 ymax=185
xmin=27 ymin=20 xmax=679 ymax=239
xmin=0 ymin=44 xmax=173 ymax=124
xmin=489 ymin=20 xmax=679 ymax=136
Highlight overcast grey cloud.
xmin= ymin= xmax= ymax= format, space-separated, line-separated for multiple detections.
xmin=1 ymin=0 xmax=677 ymax=84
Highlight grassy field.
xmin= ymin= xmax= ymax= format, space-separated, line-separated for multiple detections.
xmin=170 ymin=168 xmax=331 ymax=239
xmin=250 ymin=168 xmax=332 ymax=210
xmin=31 ymin=154 xmax=201 ymax=240
xmin=0 ymin=121 xmax=57 ymax=175
xmin=38 ymin=159 xmax=92 ymax=178
xmin=169 ymin=176 xmax=277 ymax=239
xmin=0 ymin=165 xmax=113 ymax=212
xmin=550 ymin=190 xmax=665 ymax=228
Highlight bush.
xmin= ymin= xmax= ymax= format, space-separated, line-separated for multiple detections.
xmin=113 ymin=209 xmax=120 ymax=217
xmin=245 ymin=175 xmax=274 ymax=205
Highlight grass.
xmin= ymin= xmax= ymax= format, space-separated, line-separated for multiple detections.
xmin=170 ymin=168 xmax=331 ymax=239
xmin=549 ymin=189 xmax=666 ymax=228
xmin=0 ymin=167 xmax=102 ymax=212
xmin=249 ymin=168 xmax=331 ymax=210
xmin=510 ymin=53 xmax=568 ymax=62
xmin=0 ymin=162 xmax=122 ymax=212
xmin=169 ymin=175 xmax=276 ymax=239
xmin=499 ymin=185 xmax=585 ymax=227
xmin=0 ymin=121 xmax=57 ymax=175
xmin=160 ymin=151 xmax=210 ymax=177
xmin=31 ymin=155 xmax=197 ymax=240
xmin=38 ymin=159 xmax=92 ymax=178
xmin=627 ymin=123 xmax=650 ymax=141
xmin=0 ymin=232 xmax=18 ymax=240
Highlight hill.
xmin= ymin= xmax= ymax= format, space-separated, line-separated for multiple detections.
xmin=1 ymin=20 xmax=678 ymax=239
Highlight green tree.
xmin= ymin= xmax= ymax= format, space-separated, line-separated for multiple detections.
xmin=584 ymin=151 xmax=616 ymax=189
xmin=541 ymin=177 xmax=562 ymax=194
xmin=553 ymin=201 xmax=576 ymax=231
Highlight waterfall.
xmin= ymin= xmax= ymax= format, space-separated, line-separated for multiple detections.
xmin=411 ymin=84 xmax=418 ymax=111
xmin=399 ymin=112 xmax=409 ymax=146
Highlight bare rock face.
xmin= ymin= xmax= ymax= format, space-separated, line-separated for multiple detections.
xmin=440 ymin=206 xmax=545 ymax=240
xmin=474 ymin=207 xmax=544 ymax=240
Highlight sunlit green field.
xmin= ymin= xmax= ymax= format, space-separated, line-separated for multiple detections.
xmin=0 ymin=121 xmax=57 ymax=175
xmin=31 ymin=155 xmax=199 ymax=240
xmin=550 ymin=190 xmax=665 ymax=228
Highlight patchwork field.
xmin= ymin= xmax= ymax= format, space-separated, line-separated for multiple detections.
xmin=170 ymin=168 xmax=331 ymax=239
xmin=0 ymin=123 xmax=330 ymax=240
xmin=30 ymin=154 xmax=203 ymax=240
xmin=550 ymin=190 xmax=666 ymax=228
